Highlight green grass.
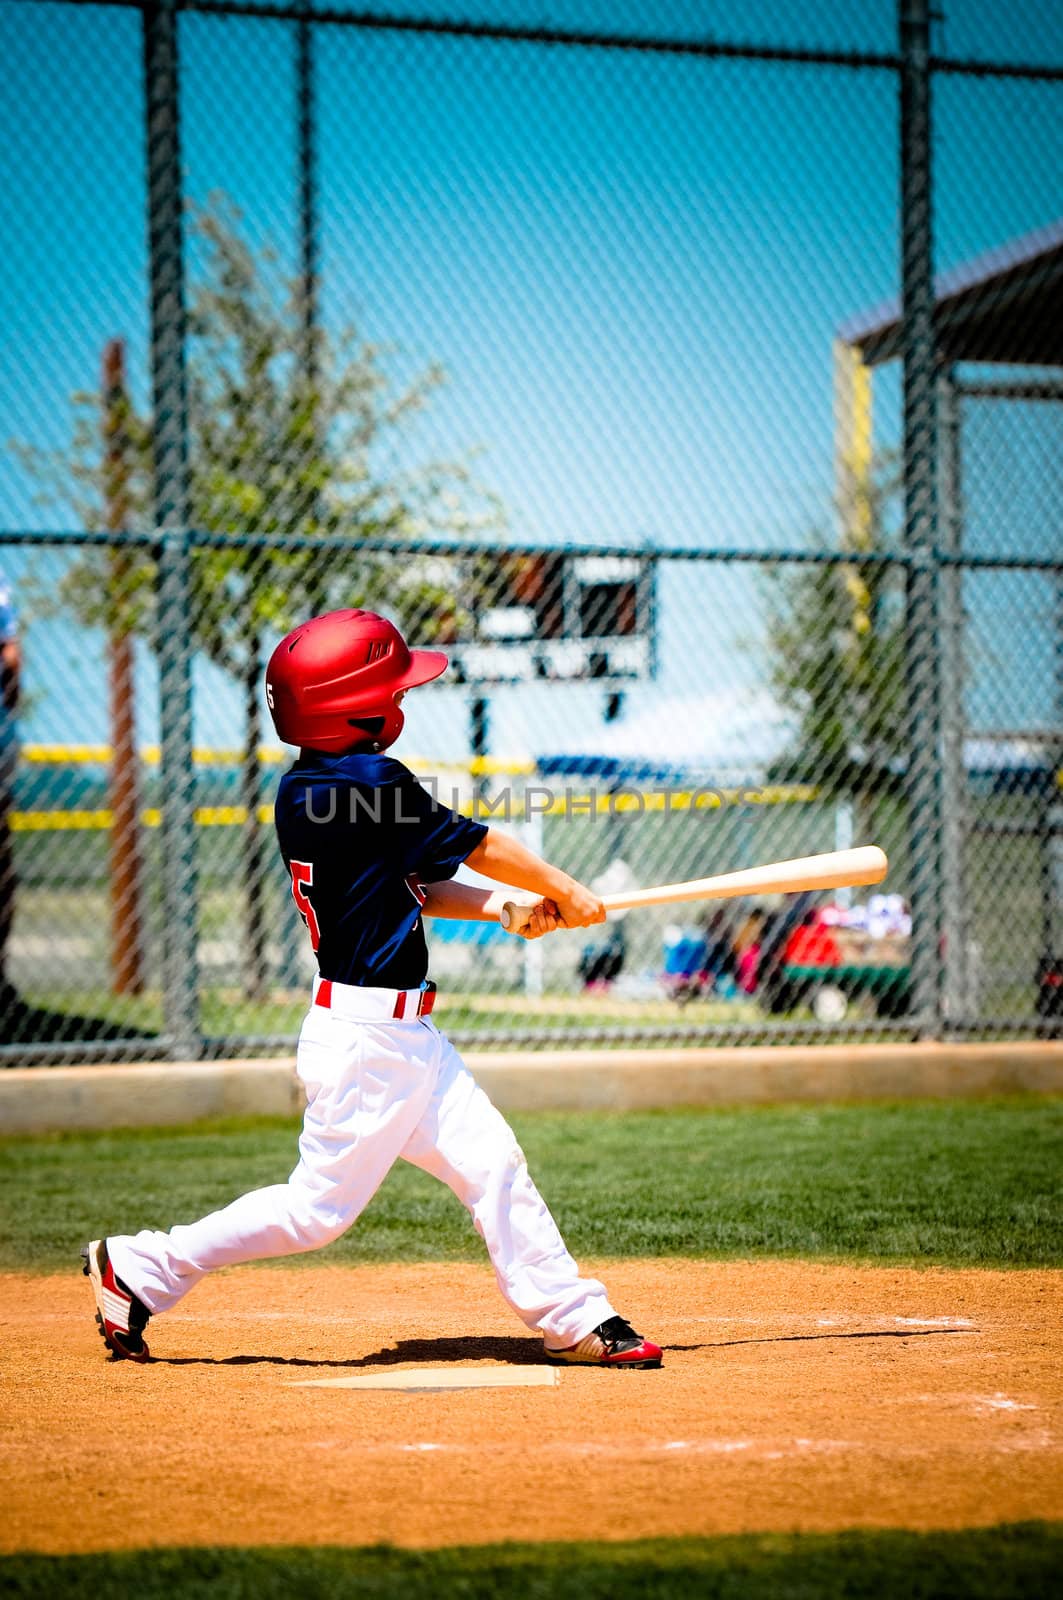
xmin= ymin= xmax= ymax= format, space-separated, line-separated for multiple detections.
xmin=17 ymin=986 xmax=765 ymax=1041
xmin=1 ymin=1099 xmax=1060 ymax=1274
xmin=0 ymin=1527 xmax=1060 ymax=1599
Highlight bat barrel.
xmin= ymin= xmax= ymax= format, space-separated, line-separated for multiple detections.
xmin=602 ymin=846 xmax=888 ymax=913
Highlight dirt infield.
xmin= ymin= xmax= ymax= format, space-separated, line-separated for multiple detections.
xmin=3 ymin=1260 xmax=1060 ymax=1554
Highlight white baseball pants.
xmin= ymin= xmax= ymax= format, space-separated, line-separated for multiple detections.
xmin=108 ymin=1005 xmax=616 ymax=1347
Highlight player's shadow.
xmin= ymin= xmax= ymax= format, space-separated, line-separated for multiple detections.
xmin=153 ymin=1335 xmax=545 ymax=1368
xmin=669 ymin=1326 xmax=976 ymax=1352
xmin=150 ymin=1327 xmax=976 ymax=1367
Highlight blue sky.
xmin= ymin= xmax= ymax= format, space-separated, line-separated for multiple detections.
xmin=0 ymin=0 xmax=1060 ymax=764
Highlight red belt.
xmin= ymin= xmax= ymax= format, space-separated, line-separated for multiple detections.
xmin=314 ymin=979 xmax=437 ymax=1018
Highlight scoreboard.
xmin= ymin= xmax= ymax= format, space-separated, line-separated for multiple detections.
xmin=438 ymin=551 xmax=656 ymax=686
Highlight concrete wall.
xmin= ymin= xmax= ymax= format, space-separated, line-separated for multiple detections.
xmin=0 ymin=1041 xmax=1060 ymax=1134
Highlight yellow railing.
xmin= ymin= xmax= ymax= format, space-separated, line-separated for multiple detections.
xmin=19 ymin=744 xmax=536 ymax=777
xmin=10 ymin=784 xmax=824 ymax=831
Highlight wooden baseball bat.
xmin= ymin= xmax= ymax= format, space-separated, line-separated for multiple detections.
xmin=499 ymin=845 xmax=888 ymax=933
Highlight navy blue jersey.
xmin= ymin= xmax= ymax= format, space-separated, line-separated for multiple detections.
xmin=274 ymin=751 xmax=487 ymax=988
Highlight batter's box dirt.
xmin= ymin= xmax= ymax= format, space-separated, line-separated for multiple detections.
xmin=1 ymin=1259 xmax=1060 ymax=1554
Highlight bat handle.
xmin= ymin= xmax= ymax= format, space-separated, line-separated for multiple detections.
xmin=499 ymin=899 xmax=536 ymax=934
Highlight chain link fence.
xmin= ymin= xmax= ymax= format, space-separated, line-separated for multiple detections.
xmin=0 ymin=0 xmax=1060 ymax=1060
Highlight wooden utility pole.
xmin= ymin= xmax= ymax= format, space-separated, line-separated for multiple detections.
xmin=103 ymin=338 xmax=145 ymax=995
xmin=242 ymin=626 xmax=269 ymax=1001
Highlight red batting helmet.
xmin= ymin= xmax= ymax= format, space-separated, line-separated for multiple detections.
xmin=266 ymin=609 xmax=448 ymax=753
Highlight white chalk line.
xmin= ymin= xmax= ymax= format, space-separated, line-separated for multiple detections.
xmin=373 ymin=1432 xmax=1057 ymax=1461
xmin=904 ymin=1391 xmax=1039 ymax=1414
xmin=685 ymin=1314 xmax=978 ymax=1328
xmin=319 ymin=1437 xmax=863 ymax=1461
xmin=894 ymin=1317 xmax=977 ymax=1328
xmin=977 ymin=1393 xmax=1037 ymax=1412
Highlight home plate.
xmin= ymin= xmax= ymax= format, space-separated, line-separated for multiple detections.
xmin=291 ymin=1366 xmax=558 ymax=1392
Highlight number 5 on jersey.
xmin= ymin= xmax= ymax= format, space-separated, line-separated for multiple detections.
xmin=289 ymin=859 xmax=321 ymax=952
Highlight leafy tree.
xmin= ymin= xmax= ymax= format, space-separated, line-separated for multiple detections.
xmin=16 ymin=195 xmax=504 ymax=996
xmin=765 ymin=454 xmax=906 ymax=810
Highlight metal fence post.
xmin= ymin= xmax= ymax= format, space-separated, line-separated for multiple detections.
xmin=937 ymin=368 xmax=970 ymax=1021
xmin=899 ymin=0 xmax=944 ymax=1036
xmin=143 ymin=0 xmax=200 ymax=1058
xmin=1049 ymin=574 xmax=1063 ymax=984
xmin=471 ymin=693 xmax=490 ymax=806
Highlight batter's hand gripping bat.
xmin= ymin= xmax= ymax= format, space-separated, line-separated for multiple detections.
xmin=498 ymin=845 xmax=888 ymax=934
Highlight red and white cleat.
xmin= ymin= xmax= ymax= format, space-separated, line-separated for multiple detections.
xmin=544 ymin=1314 xmax=662 ymax=1369
xmin=81 ymin=1239 xmax=151 ymax=1362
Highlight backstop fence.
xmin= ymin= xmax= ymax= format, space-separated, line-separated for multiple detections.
xmin=0 ymin=0 xmax=1060 ymax=1060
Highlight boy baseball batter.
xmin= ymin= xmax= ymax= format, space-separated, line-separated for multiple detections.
xmin=83 ymin=609 xmax=662 ymax=1370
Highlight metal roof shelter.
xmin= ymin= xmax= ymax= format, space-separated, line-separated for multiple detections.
xmin=836 ymin=220 xmax=1063 ymax=1023
xmin=840 ymin=218 xmax=1063 ymax=368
